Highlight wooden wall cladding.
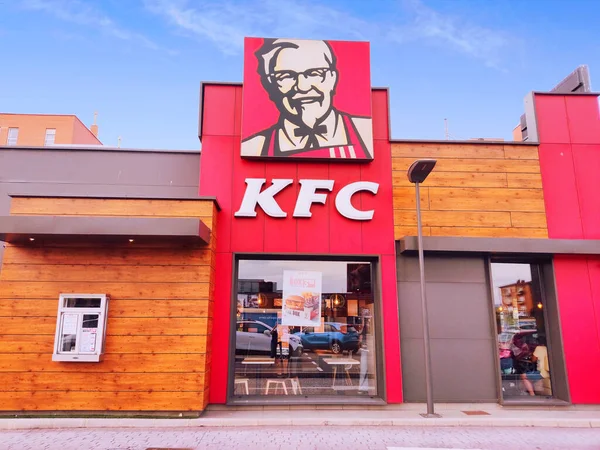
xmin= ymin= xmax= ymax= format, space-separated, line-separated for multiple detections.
xmin=392 ymin=143 xmax=548 ymax=239
xmin=0 ymin=197 xmax=217 ymax=412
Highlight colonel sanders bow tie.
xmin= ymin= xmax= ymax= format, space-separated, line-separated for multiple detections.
xmin=294 ymin=124 xmax=327 ymax=149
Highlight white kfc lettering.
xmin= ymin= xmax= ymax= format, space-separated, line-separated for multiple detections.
xmin=234 ymin=178 xmax=379 ymax=221
xmin=293 ymin=179 xmax=335 ymax=217
xmin=235 ymin=178 xmax=293 ymax=217
xmin=335 ymin=181 xmax=379 ymax=220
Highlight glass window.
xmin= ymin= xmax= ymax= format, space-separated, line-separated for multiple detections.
xmin=53 ymin=294 xmax=108 ymax=362
xmin=44 ymin=128 xmax=56 ymax=146
xmin=7 ymin=128 xmax=18 ymax=146
xmin=491 ymin=262 xmax=552 ymax=400
xmin=233 ymin=259 xmax=378 ymax=399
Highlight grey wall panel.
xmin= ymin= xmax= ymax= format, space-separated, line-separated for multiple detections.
xmin=397 ymin=254 xmax=487 ymax=283
xmin=427 ymin=282 xmax=492 ymax=340
xmin=398 ymin=254 xmax=498 ymax=402
xmin=430 ymin=338 xmax=499 ymax=402
xmin=0 ymin=150 xmax=200 ymax=187
xmin=0 ymin=149 xmax=201 ymax=265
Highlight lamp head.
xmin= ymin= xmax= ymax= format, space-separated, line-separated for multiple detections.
xmin=407 ymin=159 xmax=437 ymax=183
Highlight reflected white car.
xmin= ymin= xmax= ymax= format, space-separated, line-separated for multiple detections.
xmin=236 ymin=320 xmax=303 ymax=356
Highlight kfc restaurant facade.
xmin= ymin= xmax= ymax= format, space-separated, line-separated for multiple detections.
xmin=0 ymin=37 xmax=599 ymax=414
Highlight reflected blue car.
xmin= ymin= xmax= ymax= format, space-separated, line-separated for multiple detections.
xmin=293 ymin=322 xmax=360 ymax=354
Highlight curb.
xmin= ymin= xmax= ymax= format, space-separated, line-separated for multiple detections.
xmin=0 ymin=417 xmax=599 ymax=430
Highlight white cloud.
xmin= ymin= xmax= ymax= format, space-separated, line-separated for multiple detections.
xmin=145 ymin=0 xmax=512 ymax=68
xmin=143 ymin=0 xmax=373 ymax=55
xmin=20 ymin=0 xmax=175 ymax=54
xmin=389 ymin=0 xmax=511 ymax=68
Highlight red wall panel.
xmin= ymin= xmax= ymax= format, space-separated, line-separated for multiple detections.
xmin=565 ymin=96 xmax=600 ymax=144
xmin=535 ymin=93 xmax=600 ymax=404
xmin=535 ymin=95 xmax=570 ymax=144
xmin=553 ymin=256 xmax=600 ymax=403
xmin=263 ymin=162 xmax=298 ymax=253
xmin=380 ymin=253 xmax=402 ymax=402
xmin=231 ymin=157 xmax=266 ymax=252
xmin=537 ymin=143 xmax=583 ymax=239
xmin=361 ymin=139 xmax=396 ymax=255
xmin=572 ymin=144 xmax=600 ymax=239
xmin=328 ymin=164 xmax=363 ymax=254
xmin=200 ymin=84 xmax=401 ymax=404
xmin=209 ymin=252 xmax=233 ymax=404
xmin=202 ymin=85 xmax=236 ymax=137
xmin=296 ymin=163 xmax=331 ymax=253
xmin=199 ymin=136 xmax=234 ymax=253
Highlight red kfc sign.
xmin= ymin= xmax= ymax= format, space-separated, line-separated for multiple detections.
xmin=241 ymin=38 xmax=373 ymax=161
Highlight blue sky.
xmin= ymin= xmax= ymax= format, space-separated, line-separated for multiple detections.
xmin=2 ymin=0 xmax=599 ymax=149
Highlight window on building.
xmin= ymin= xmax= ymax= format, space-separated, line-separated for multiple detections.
xmin=491 ymin=262 xmax=553 ymax=400
xmin=52 ymin=294 xmax=109 ymax=362
xmin=232 ymin=257 xmax=379 ymax=400
xmin=44 ymin=128 xmax=56 ymax=146
xmin=7 ymin=128 xmax=19 ymax=146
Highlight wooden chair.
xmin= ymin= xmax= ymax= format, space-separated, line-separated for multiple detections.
xmin=265 ymin=379 xmax=288 ymax=395
xmin=234 ymin=378 xmax=250 ymax=395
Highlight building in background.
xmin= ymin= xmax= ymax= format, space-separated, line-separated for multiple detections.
xmin=0 ymin=113 xmax=101 ymax=147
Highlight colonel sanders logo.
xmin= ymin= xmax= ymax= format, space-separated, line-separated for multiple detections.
xmin=241 ymin=38 xmax=373 ymax=160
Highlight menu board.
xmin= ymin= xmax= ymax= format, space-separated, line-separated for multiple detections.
xmin=281 ymin=270 xmax=322 ymax=326
xmin=80 ymin=328 xmax=97 ymax=353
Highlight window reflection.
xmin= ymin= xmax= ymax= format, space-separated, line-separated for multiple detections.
xmin=491 ymin=263 xmax=552 ymax=399
xmin=233 ymin=259 xmax=378 ymax=398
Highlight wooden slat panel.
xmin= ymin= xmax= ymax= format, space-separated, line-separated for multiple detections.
xmin=430 ymin=226 xmax=548 ymax=238
xmin=391 ymin=143 xmax=505 ymax=159
xmin=0 ymin=317 xmax=209 ymax=335
xmin=0 ymin=391 xmax=204 ymax=411
xmin=2 ymin=246 xmax=212 ymax=266
xmin=394 ymin=210 xmax=511 ymax=228
xmin=392 ymin=187 xmax=429 ymax=210
xmin=392 ymin=171 xmax=508 ymax=188
xmin=506 ymin=173 xmax=543 ymax=189
xmin=392 ymin=158 xmax=541 ymax=174
xmin=395 ymin=226 xmax=431 ymax=238
xmin=105 ymin=335 xmax=210 ymax=354
xmin=109 ymin=318 xmax=209 ymax=336
xmin=0 ymin=265 xmax=211 ymax=283
xmin=0 ymin=282 xmax=210 ymax=299
xmin=503 ymin=145 xmax=540 ymax=160
xmin=10 ymin=198 xmax=214 ymax=218
xmin=0 ymin=335 xmax=209 ymax=354
xmin=510 ymin=212 xmax=548 ymax=228
xmin=0 ymin=372 xmax=205 ymax=392
xmin=428 ymin=188 xmax=546 ymax=212
xmin=0 ymin=317 xmax=56 ymax=334
xmin=0 ymin=299 xmax=211 ymax=318
xmin=0 ymin=353 xmax=207 ymax=372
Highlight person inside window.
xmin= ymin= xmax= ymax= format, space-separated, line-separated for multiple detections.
xmin=520 ymin=335 xmax=550 ymax=396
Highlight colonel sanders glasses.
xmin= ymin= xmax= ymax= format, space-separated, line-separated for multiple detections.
xmin=270 ymin=68 xmax=332 ymax=91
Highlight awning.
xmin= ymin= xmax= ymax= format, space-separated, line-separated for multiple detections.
xmin=398 ymin=236 xmax=600 ymax=255
xmin=0 ymin=215 xmax=211 ymax=245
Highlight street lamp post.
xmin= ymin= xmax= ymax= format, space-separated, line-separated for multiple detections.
xmin=407 ymin=159 xmax=440 ymax=418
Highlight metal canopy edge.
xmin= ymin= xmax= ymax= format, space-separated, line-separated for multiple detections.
xmin=0 ymin=215 xmax=211 ymax=245
xmin=398 ymin=236 xmax=600 ymax=255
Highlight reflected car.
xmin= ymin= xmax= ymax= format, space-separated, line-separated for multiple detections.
xmin=236 ymin=320 xmax=303 ymax=356
xmin=293 ymin=322 xmax=360 ymax=354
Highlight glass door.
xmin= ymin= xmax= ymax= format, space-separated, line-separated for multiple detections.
xmin=491 ymin=262 xmax=553 ymax=400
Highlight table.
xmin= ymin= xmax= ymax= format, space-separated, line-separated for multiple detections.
xmin=323 ymin=358 xmax=360 ymax=388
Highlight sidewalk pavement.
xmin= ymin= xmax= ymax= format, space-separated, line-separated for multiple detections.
xmin=1 ymin=403 xmax=600 ymax=430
